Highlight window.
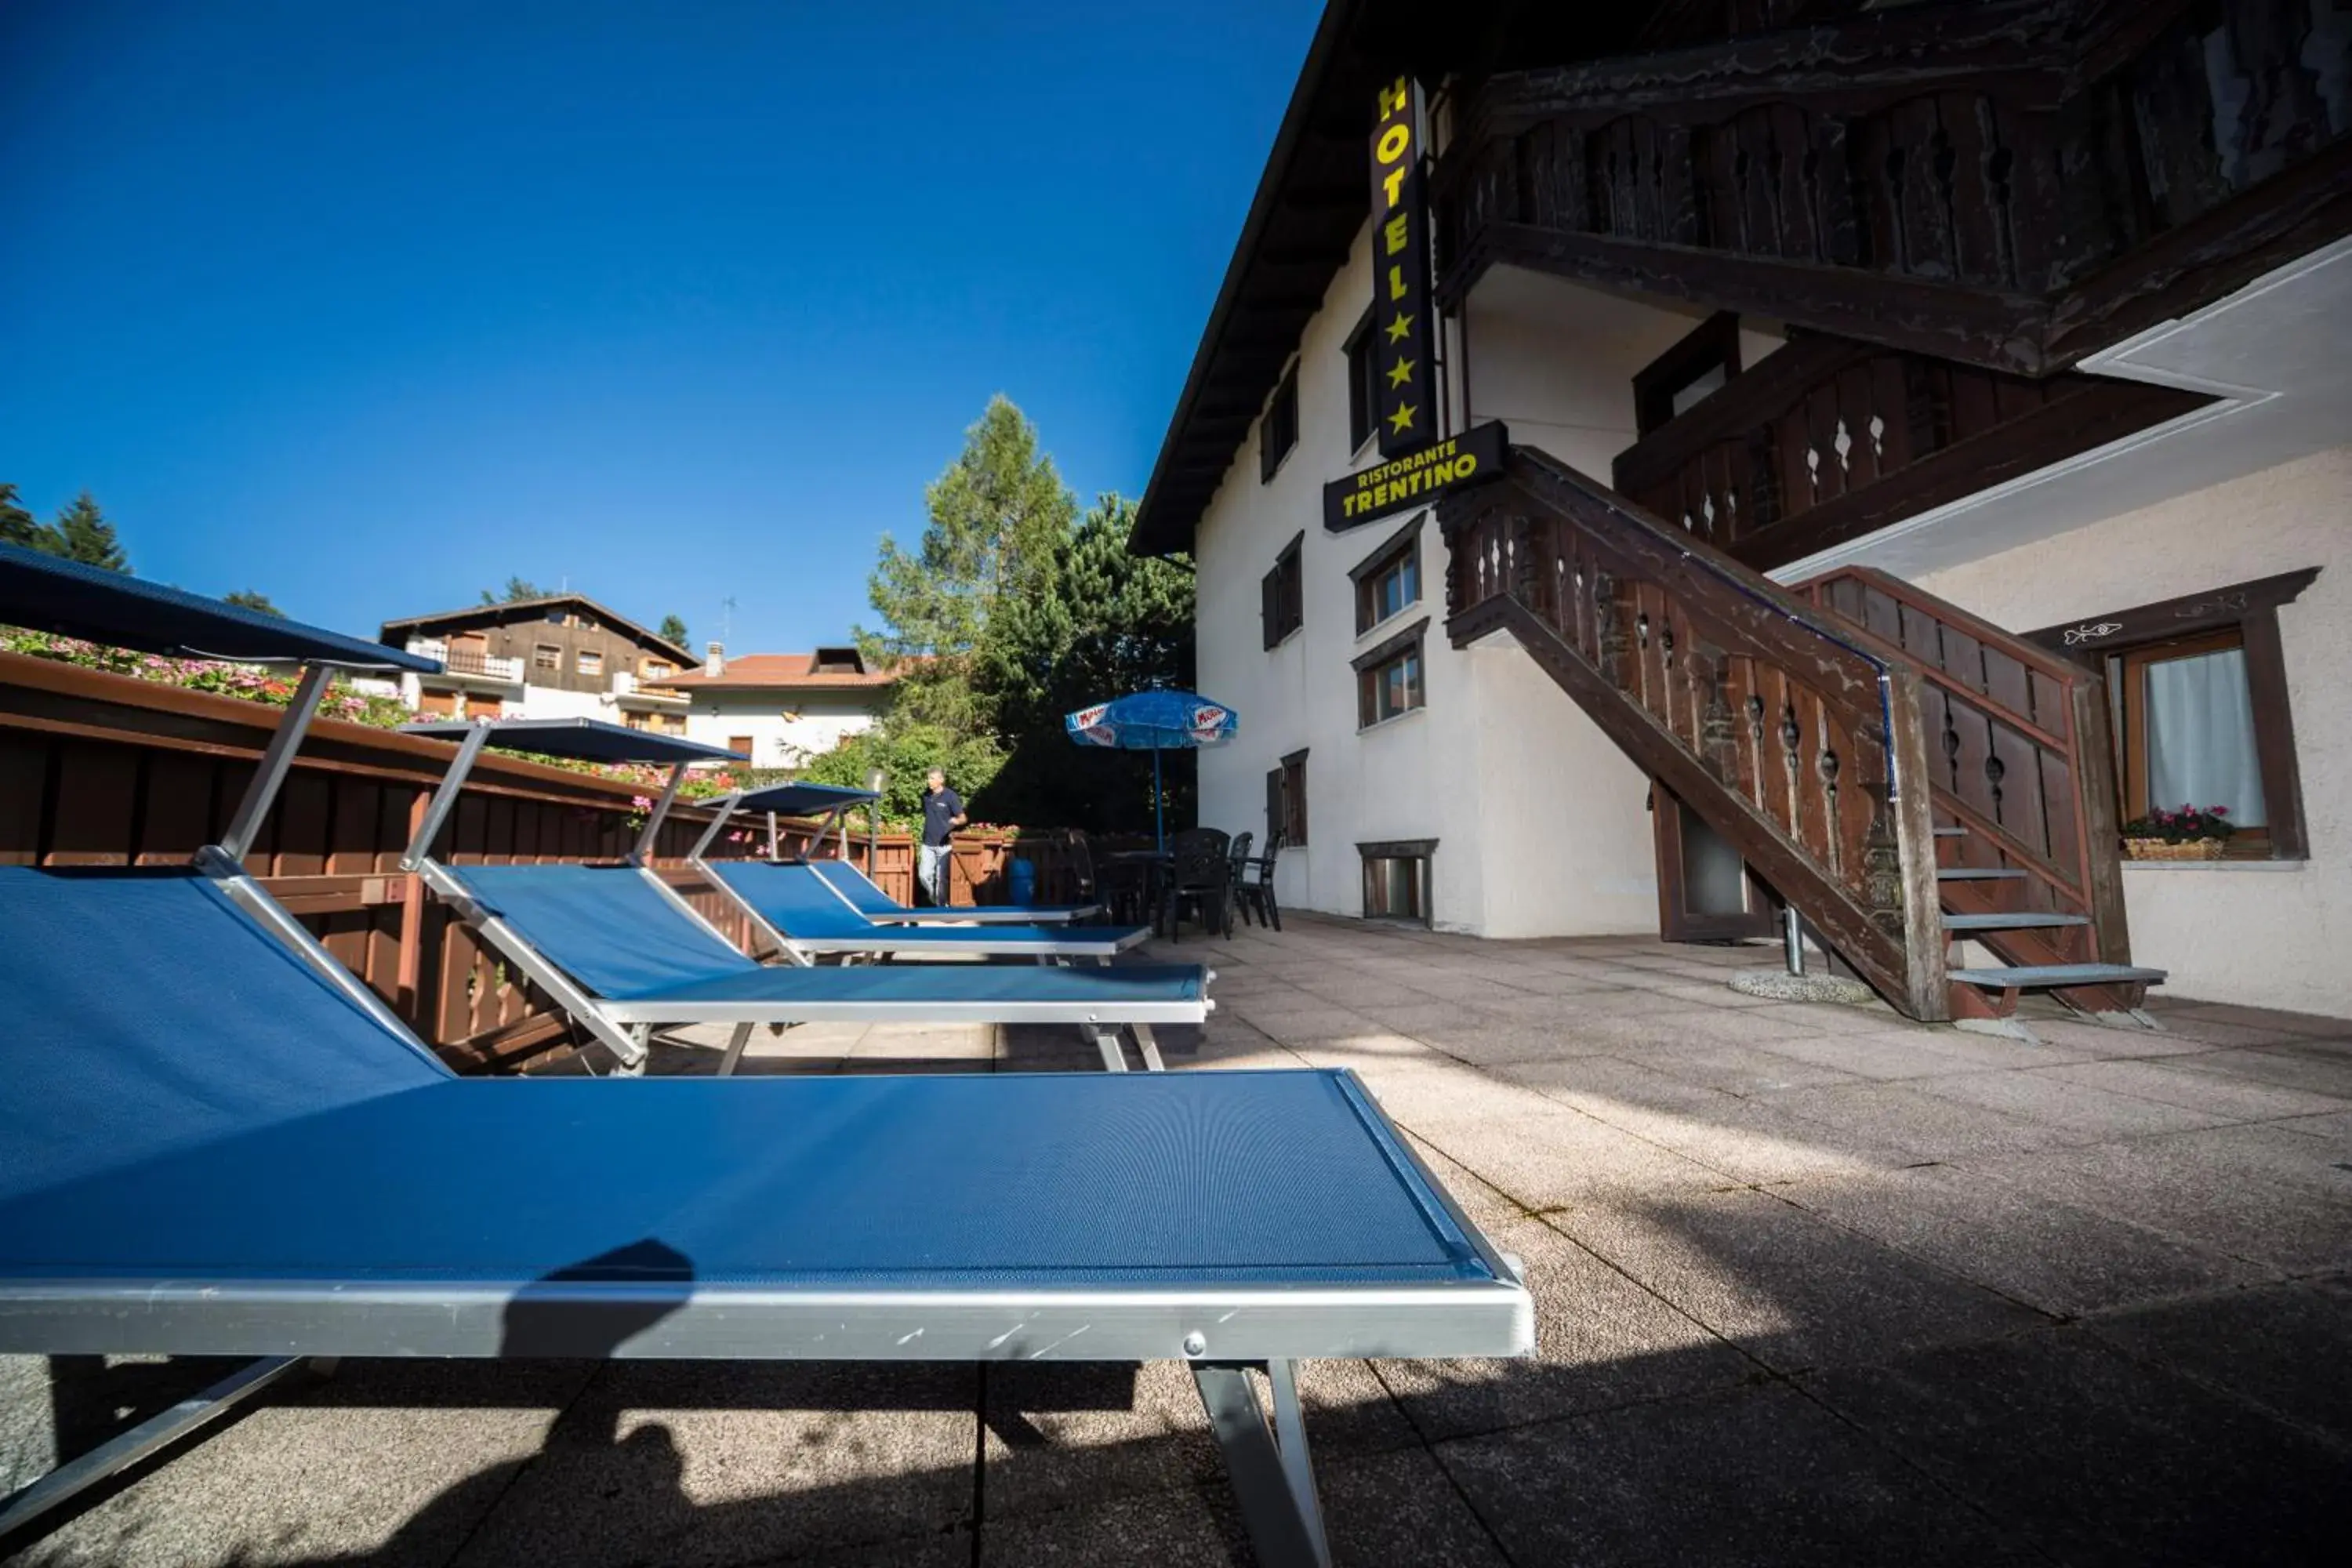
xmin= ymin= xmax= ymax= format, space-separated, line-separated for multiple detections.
xmin=417 ymin=688 xmax=458 ymax=717
xmin=544 ymin=608 xmax=567 ymax=625
xmin=728 ymin=735 xmax=754 ymax=760
xmin=1344 ymin=309 xmax=1379 ymax=454
xmin=1360 ymin=840 xmax=1435 ymax=924
xmin=2120 ymin=630 xmax=2270 ymax=854
xmin=641 ymin=657 xmax=675 ymax=680
xmin=1352 ymin=617 xmax=1429 ymax=728
xmin=1266 ymin=750 xmax=1308 ymax=847
xmin=532 ymin=643 xmax=561 ymax=673
xmin=1632 ymin=311 xmax=1744 ymax=437
xmin=1258 ymin=361 xmax=1298 ymax=483
xmin=1350 ymin=513 xmax=1422 ymax=634
xmin=814 ymin=645 xmax=862 ymax=674
xmin=1261 ymin=532 xmax=1304 ymax=648
xmin=2025 ymin=568 xmax=2318 ymax=859
xmin=575 ymin=648 xmax=604 ymax=678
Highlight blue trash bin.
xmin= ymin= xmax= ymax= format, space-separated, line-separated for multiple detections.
xmin=1007 ymin=856 xmax=1037 ymax=907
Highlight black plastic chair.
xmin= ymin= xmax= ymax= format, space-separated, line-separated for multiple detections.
xmin=1236 ymin=828 xmax=1284 ymax=932
xmin=1159 ymin=828 xmax=1232 ymax=942
xmin=1225 ymin=831 xmax=1254 ymax=917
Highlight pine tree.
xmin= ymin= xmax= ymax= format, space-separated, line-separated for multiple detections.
xmin=224 ymin=590 xmax=285 ymax=616
xmin=48 ymin=492 xmax=130 ymax=573
xmin=860 ymin=394 xmax=1076 ymax=733
xmin=479 ymin=576 xmax=546 ymax=605
xmin=659 ymin=613 xmax=689 ymax=647
xmin=0 ymin=483 xmax=42 ymax=549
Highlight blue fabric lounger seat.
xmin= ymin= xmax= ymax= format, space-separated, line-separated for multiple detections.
xmin=444 ymin=862 xmax=1200 ymax=1025
xmin=705 ymin=861 xmax=1146 ymax=957
xmin=806 ymin=856 xmax=1101 ymax=925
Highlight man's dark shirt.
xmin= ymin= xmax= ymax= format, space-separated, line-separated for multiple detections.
xmin=921 ymin=787 xmax=963 ymax=848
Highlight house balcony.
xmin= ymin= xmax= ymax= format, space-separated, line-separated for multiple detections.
xmin=405 ymin=640 xmax=525 ymax=688
xmin=608 ymin=670 xmax=688 ymax=710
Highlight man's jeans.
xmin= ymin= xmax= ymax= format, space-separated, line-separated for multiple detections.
xmin=918 ymin=842 xmax=949 ymax=906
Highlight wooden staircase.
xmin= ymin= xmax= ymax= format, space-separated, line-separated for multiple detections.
xmin=1438 ymin=444 xmax=2161 ymax=1026
xmin=1798 ymin=566 xmax=2163 ymax=1025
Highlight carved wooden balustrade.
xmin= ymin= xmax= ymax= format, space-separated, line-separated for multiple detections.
xmin=1797 ymin=566 xmax=2140 ymax=1009
xmin=1610 ymin=332 xmax=2209 ymax=573
xmin=1434 ymin=0 xmax=2352 ymax=374
xmin=1440 ymin=445 xmax=1947 ymax=1019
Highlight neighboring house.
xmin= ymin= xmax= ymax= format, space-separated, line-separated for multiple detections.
xmin=1134 ymin=0 xmax=2350 ymax=1019
xmin=646 ymin=643 xmax=900 ymax=771
xmin=378 ymin=596 xmax=698 ymax=733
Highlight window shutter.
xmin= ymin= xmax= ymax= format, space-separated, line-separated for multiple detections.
xmin=1261 ymin=568 xmax=1279 ymax=649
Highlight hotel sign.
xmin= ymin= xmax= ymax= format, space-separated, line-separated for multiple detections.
xmin=1370 ymin=75 xmax=1433 ymax=457
xmin=1323 ymin=421 xmax=1508 ymax=532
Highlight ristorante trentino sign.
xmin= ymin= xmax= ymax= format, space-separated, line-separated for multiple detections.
xmin=1323 ymin=421 xmax=1508 ymax=532
xmin=1370 ymin=74 xmax=1433 ymax=457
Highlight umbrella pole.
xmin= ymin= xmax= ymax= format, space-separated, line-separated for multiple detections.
xmin=1153 ymin=746 xmax=1166 ymax=854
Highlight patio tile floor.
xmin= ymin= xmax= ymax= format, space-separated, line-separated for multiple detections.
xmin=6 ymin=913 xmax=2347 ymax=1566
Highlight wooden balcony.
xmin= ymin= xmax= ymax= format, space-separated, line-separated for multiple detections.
xmin=1609 ymin=332 xmax=2211 ymax=574
xmin=1434 ymin=0 xmax=2352 ymax=375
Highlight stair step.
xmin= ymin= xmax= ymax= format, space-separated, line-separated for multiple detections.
xmin=1934 ymin=826 xmax=1969 ymax=837
xmin=1949 ymin=963 xmax=2166 ymax=989
xmin=1941 ymin=911 xmax=2092 ymax=931
xmin=1938 ymin=867 xmax=2028 ymax=880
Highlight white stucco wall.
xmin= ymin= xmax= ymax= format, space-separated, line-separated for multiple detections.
xmin=1191 ymin=238 xmax=1772 ymax=935
xmin=679 ymin=692 xmax=884 ymax=772
xmin=1911 ymin=447 xmax=2350 ymax=1018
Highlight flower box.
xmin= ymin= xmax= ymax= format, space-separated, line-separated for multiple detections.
xmin=2124 ymin=837 xmax=2227 ymax=861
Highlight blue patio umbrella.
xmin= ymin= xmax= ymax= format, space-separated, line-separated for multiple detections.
xmin=1065 ymin=689 xmax=1240 ymax=851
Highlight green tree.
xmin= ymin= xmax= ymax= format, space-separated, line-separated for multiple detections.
xmin=479 ymin=576 xmax=546 ymax=604
xmin=861 ymin=394 xmax=1076 ymax=732
xmin=48 ymin=492 xmax=130 ymax=573
xmin=797 ymin=722 xmax=1005 ymax=829
xmin=659 ymin=612 xmax=689 ymax=648
xmin=224 ymin=590 xmax=285 ymax=616
xmin=971 ymin=494 xmax=1196 ymax=831
xmin=1 ymin=483 xmax=42 ymax=549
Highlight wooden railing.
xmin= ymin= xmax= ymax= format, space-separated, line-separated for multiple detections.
xmin=1440 ymin=446 xmax=1947 ymax=1019
xmin=0 ymin=653 xmax=1072 ymax=1072
xmin=1796 ymin=566 xmax=2134 ymax=985
xmin=1610 ymin=333 xmax=2209 ymax=573
xmin=1433 ymin=0 xmax=2352 ymax=375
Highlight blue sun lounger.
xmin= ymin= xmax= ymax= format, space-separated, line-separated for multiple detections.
xmin=690 ymin=782 xmax=1103 ymax=925
xmin=395 ymin=720 xmax=1186 ymax=1072
xmin=0 ymin=545 xmax=1534 ymax=1564
xmin=701 ymin=856 xmax=1145 ymax=962
xmin=0 ymin=865 xmax=1530 ymax=1566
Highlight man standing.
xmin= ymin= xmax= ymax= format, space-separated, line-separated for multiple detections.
xmin=917 ymin=767 xmax=965 ymax=906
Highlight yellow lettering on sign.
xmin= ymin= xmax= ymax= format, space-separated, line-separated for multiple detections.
xmin=1375 ymin=123 xmax=1411 ymax=165
xmin=1428 ymin=459 xmax=1454 ymax=485
xmin=1388 ymin=265 xmax=1407 ymax=302
xmin=1381 ymin=165 xmax=1407 ymax=210
xmin=1383 ymin=212 xmax=1410 ymax=256
xmin=1455 ymin=453 xmax=1479 ymax=479
xmin=1377 ymin=76 xmax=1410 ymax=122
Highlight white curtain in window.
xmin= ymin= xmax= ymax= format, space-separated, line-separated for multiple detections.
xmin=2143 ymin=646 xmax=2266 ymax=826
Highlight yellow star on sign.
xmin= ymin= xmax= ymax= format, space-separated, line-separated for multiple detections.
xmin=1384 ymin=311 xmax=1414 ymax=344
xmin=1388 ymin=401 xmax=1418 ymax=434
xmin=1385 ymin=356 xmax=1417 ymax=388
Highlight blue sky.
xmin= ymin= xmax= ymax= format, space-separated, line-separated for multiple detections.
xmin=0 ymin=1 xmax=1317 ymax=651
